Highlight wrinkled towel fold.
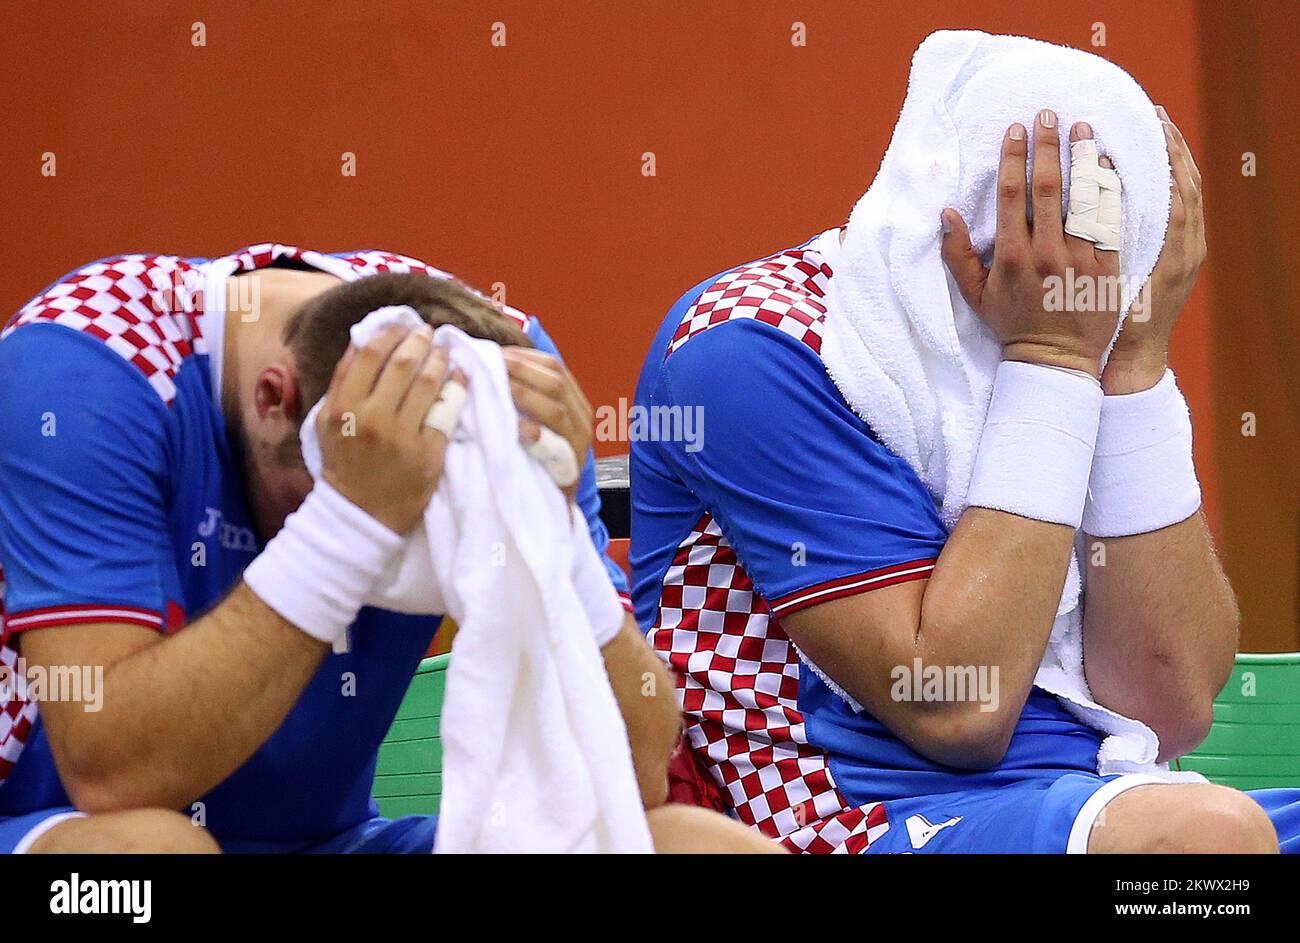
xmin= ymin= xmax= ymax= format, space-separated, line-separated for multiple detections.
xmin=300 ymin=307 xmax=655 ymax=852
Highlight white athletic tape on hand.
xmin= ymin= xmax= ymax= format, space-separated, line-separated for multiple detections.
xmin=1063 ymin=139 xmax=1123 ymax=252
xmin=525 ymin=426 xmax=579 ymax=489
xmin=423 ymin=378 xmax=467 ymax=437
xmin=421 ymin=374 xmax=578 ymax=488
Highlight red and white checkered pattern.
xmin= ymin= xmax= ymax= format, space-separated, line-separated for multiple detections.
xmin=331 ymin=249 xmax=530 ymax=329
xmin=2 ymin=254 xmax=206 ymax=404
xmin=648 ymin=514 xmax=890 ymax=853
xmin=2 ymin=244 xmax=529 ymax=405
xmin=0 ymin=245 xmax=530 ymax=784
xmin=0 ymin=573 xmax=39 ymax=787
xmin=665 ymin=247 xmax=832 ymax=358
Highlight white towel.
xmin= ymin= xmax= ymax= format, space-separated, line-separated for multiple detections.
xmin=300 ymin=307 xmax=655 ymax=852
xmin=820 ymin=30 xmax=1195 ymax=777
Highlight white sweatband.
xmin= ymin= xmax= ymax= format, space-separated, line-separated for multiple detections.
xmin=1082 ymin=369 xmax=1201 ymax=537
xmin=967 ymin=360 xmax=1103 ymax=528
xmin=568 ymin=507 xmax=627 ymax=648
xmin=244 ymin=481 xmax=403 ymax=645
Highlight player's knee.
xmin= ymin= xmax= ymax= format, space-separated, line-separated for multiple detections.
xmin=645 ymin=803 xmax=786 ymax=854
xmin=1159 ymin=785 xmax=1278 ymax=853
xmin=29 ymin=808 xmax=220 ymax=854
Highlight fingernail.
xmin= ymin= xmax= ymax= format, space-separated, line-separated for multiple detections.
xmin=941 ymin=211 xmax=952 ymax=235
xmin=1155 ymin=105 xmax=1169 ymax=121
xmin=1008 ymin=123 xmax=1025 ymax=141
xmin=1038 ymin=109 xmax=1056 ymax=129
xmin=1075 ymin=121 xmax=1093 ymax=139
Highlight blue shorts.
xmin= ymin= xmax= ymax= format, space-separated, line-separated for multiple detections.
xmin=0 ymin=807 xmax=439 ymax=854
xmin=860 ymin=775 xmax=1300 ymax=854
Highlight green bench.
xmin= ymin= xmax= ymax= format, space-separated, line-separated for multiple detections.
xmin=373 ymin=651 xmax=1300 ymax=817
xmin=373 ymin=653 xmax=449 ymax=818
xmin=1176 ymin=652 xmax=1300 ymax=790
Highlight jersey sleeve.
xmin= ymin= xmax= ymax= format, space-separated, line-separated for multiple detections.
xmin=524 ymin=317 xmax=631 ymax=607
xmin=651 ymin=320 xmax=948 ymax=618
xmin=0 ymin=326 xmax=177 ymax=635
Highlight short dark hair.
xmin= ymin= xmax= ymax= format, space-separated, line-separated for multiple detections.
xmin=283 ymin=272 xmax=534 ymax=412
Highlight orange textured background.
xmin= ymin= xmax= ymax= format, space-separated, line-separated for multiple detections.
xmin=2 ymin=1 xmax=1294 ymax=649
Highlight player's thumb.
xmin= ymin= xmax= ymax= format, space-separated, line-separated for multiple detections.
xmin=939 ymin=209 xmax=986 ymax=311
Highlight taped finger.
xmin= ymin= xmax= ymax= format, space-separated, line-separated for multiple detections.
xmin=1063 ymin=138 xmax=1123 ymax=252
xmin=524 ymin=425 xmax=579 ymax=488
xmin=423 ymin=377 xmax=468 ymax=437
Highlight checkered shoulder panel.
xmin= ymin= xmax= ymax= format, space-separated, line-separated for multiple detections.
xmin=648 ymin=513 xmax=890 ymax=853
xmin=334 ymin=250 xmax=531 ymax=330
xmin=665 ymin=247 xmax=833 ymax=359
xmin=2 ymin=254 xmax=206 ymax=405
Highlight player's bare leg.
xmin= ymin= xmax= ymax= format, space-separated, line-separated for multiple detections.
xmin=1088 ymin=783 xmax=1278 ymax=853
xmin=646 ymin=804 xmax=787 ymax=853
xmin=26 ymin=809 xmax=220 ymax=854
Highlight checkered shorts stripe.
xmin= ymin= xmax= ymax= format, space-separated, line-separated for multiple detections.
xmin=648 ymin=513 xmax=890 ymax=852
xmin=0 ymin=579 xmax=38 ymax=786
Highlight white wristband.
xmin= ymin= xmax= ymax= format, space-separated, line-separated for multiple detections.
xmin=244 ymin=481 xmax=403 ymax=645
xmin=966 ymin=360 xmax=1103 ymax=528
xmin=568 ymin=507 xmax=627 ymax=648
xmin=1082 ymin=369 xmax=1201 ymax=537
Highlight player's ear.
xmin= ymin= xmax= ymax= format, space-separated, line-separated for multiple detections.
xmin=253 ymin=363 xmax=302 ymax=424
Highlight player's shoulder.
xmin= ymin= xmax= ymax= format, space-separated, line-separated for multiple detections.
xmin=1 ymin=253 xmax=206 ymax=405
xmin=330 ymin=249 xmax=533 ymax=332
xmin=662 ymin=231 xmax=839 ymax=363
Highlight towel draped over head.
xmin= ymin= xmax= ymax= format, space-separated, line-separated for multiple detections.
xmin=819 ymin=30 xmax=1189 ymax=778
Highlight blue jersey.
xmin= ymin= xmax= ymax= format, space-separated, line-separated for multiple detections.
xmin=631 ymin=230 xmax=1105 ymax=853
xmin=0 ymin=244 xmax=627 ymax=849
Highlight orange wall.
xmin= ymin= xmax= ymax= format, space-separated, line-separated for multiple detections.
xmin=7 ymin=2 xmax=1288 ymax=645
xmin=1197 ymin=1 xmax=1300 ymax=652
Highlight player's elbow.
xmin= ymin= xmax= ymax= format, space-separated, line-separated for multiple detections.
xmin=55 ymin=741 xmax=169 ymax=815
xmin=904 ymin=704 xmax=1017 ymax=771
xmin=1150 ymin=694 xmax=1217 ymax=763
xmin=60 ymin=764 xmax=136 ymax=815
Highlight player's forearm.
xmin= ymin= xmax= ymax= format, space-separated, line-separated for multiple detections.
xmin=52 ymin=583 xmax=328 ymax=813
xmin=785 ymin=506 xmax=1080 ymax=770
xmin=1082 ymin=512 xmax=1238 ymax=759
xmin=900 ymin=507 xmax=1077 ymax=764
xmin=1076 ymin=362 xmax=1228 ymax=758
xmin=601 ymin=615 xmax=680 ymax=809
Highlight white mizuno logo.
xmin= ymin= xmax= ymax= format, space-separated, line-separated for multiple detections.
xmin=906 ymin=814 xmax=963 ymax=849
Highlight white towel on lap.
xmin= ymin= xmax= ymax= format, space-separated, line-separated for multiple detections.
xmin=821 ymin=30 xmax=1195 ymax=777
xmin=300 ymin=307 xmax=655 ymax=852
